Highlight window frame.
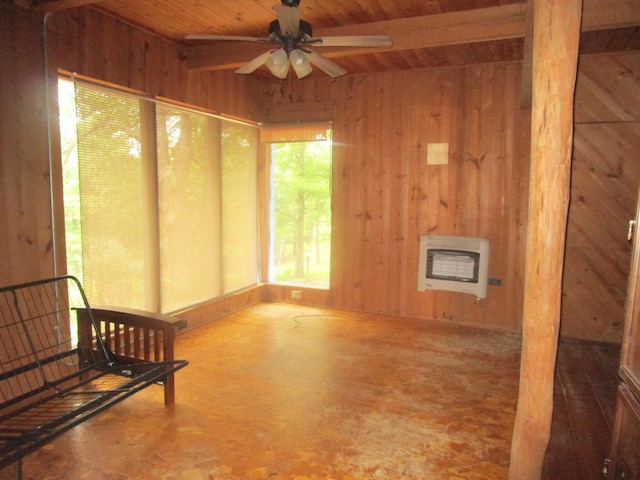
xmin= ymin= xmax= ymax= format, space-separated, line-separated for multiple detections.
xmin=261 ymin=124 xmax=333 ymax=288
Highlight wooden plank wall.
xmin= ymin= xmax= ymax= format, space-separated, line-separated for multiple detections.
xmin=563 ymin=52 xmax=640 ymax=343
xmin=260 ymin=53 xmax=640 ymax=343
xmin=2 ymin=3 xmax=638 ymax=341
xmin=0 ymin=2 xmax=61 ymax=286
xmin=50 ymin=8 xmax=185 ymax=101
xmin=49 ymin=8 xmax=265 ymax=122
xmin=261 ymin=64 xmax=531 ymax=333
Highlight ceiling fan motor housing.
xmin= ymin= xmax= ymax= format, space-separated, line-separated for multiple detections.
xmin=281 ymin=0 xmax=301 ymax=6
xmin=268 ymin=18 xmax=312 ymax=52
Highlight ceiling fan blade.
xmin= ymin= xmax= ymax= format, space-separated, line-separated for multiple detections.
xmin=308 ymin=35 xmax=393 ymax=48
xmin=186 ymin=34 xmax=272 ymax=42
xmin=274 ymin=4 xmax=299 ymax=37
xmin=305 ymin=49 xmax=347 ymax=78
xmin=234 ymin=50 xmax=275 ymax=74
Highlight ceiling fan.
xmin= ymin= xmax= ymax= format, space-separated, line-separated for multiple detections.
xmin=186 ymin=0 xmax=392 ymax=79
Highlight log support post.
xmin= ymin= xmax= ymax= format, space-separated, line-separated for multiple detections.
xmin=509 ymin=0 xmax=583 ymax=478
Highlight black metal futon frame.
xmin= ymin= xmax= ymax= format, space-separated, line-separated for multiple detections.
xmin=0 ymin=275 xmax=188 ymax=475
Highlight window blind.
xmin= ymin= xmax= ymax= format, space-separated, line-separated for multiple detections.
xmin=74 ymin=83 xmax=152 ymax=309
xmin=71 ymin=79 xmax=258 ymax=313
xmin=260 ymin=123 xmax=330 ymax=143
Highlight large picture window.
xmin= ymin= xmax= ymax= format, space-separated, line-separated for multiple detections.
xmin=58 ymin=77 xmax=258 ymax=313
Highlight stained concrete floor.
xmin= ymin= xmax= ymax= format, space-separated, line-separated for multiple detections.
xmin=0 ymin=303 xmax=560 ymax=479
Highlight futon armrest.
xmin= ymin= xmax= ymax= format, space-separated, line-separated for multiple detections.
xmin=84 ymin=305 xmax=187 ymax=331
xmin=76 ymin=305 xmax=187 ymax=405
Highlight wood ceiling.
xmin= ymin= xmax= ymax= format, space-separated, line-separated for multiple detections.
xmin=16 ymin=0 xmax=640 ymax=77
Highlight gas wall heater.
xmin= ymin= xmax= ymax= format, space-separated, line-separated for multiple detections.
xmin=417 ymin=235 xmax=490 ymax=299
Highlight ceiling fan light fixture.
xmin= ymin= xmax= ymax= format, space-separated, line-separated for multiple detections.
xmin=289 ymin=49 xmax=312 ymax=78
xmin=266 ymin=48 xmax=290 ymax=78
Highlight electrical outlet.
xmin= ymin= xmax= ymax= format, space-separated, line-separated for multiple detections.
xmin=291 ymin=290 xmax=302 ymax=299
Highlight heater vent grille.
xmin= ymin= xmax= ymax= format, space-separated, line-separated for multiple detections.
xmin=418 ymin=235 xmax=490 ymax=298
xmin=427 ymin=249 xmax=480 ymax=283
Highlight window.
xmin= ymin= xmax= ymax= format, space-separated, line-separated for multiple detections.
xmin=262 ymin=125 xmax=332 ymax=287
xmin=58 ymin=77 xmax=258 ymax=313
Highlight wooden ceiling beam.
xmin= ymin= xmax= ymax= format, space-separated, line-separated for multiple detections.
xmin=185 ymin=0 xmax=640 ymax=72
xmin=185 ymin=3 xmax=527 ymax=72
xmin=582 ymin=0 xmax=640 ymax=31
xmin=315 ymin=3 xmax=527 ymax=52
